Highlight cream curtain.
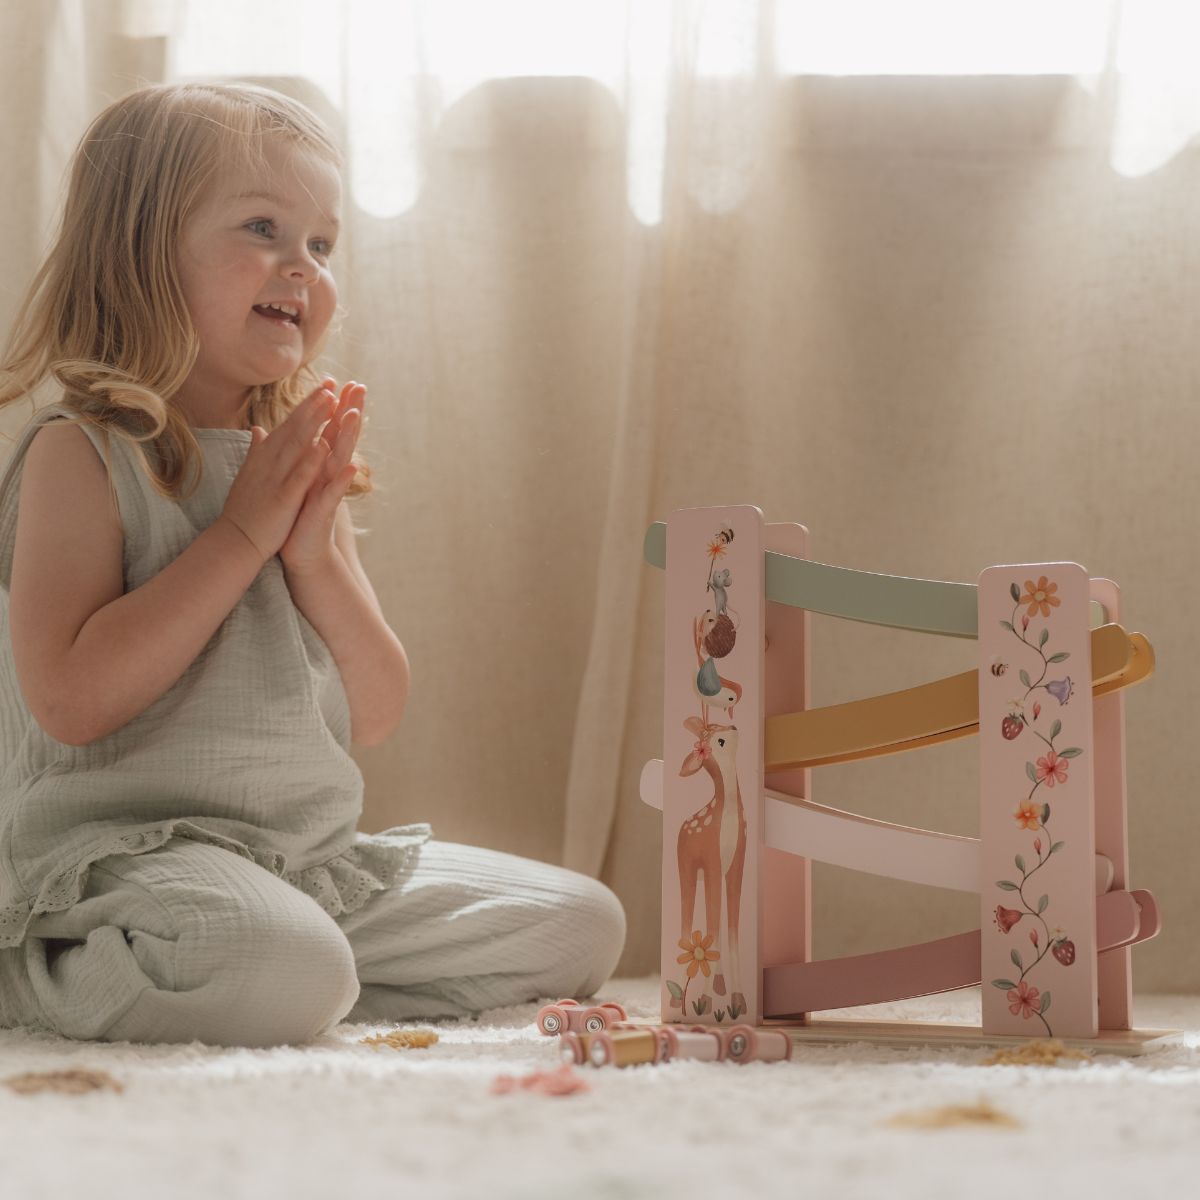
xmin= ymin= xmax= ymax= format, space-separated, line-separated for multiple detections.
xmin=2 ymin=0 xmax=1198 ymax=990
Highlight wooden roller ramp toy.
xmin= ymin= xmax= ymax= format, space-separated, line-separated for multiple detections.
xmin=635 ymin=505 xmax=1177 ymax=1056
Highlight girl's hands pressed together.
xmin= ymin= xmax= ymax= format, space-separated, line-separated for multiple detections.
xmin=216 ymin=378 xmax=363 ymax=566
xmin=277 ymin=377 xmax=366 ymax=574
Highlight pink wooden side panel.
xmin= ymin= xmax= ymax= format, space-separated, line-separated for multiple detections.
xmin=661 ymin=505 xmax=765 ymax=1027
xmin=1090 ymin=577 xmax=1133 ymax=1030
xmin=761 ymin=522 xmax=812 ymax=1003
xmin=763 ymin=887 xmax=1144 ymax=1013
xmin=978 ymin=563 xmax=1098 ymax=1037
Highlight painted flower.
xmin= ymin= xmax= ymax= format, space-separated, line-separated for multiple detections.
xmin=1007 ymin=979 xmax=1041 ymax=1019
xmin=1033 ymin=838 xmax=1042 ymax=854
xmin=1033 ymin=702 xmax=1041 ymax=721
xmin=707 ymin=540 xmax=727 ymax=562
xmin=1021 ymin=576 xmax=1061 ymax=619
xmin=1036 ymin=750 xmax=1069 ymax=788
xmin=1029 ymin=929 xmax=1039 ymax=947
xmin=676 ymin=930 xmax=720 ymax=979
xmin=994 ymin=905 xmax=1023 ymax=934
xmin=1013 ymin=800 xmax=1041 ymax=831
xmin=693 ymin=740 xmax=712 ymax=761
xmin=1047 ymin=677 xmax=1074 ymax=706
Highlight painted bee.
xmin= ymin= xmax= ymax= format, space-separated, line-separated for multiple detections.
xmin=990 ymin=660 xmax=1008 ymax=676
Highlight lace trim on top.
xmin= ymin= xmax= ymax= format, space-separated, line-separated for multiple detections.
xmin=0 ymin=819 xmax=433 ymax=948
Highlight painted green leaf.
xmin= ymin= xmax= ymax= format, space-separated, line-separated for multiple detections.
xmin=666 ymin=979 xmax=683 ymax=1000
xmin=1050 ymin=719 xmax=1062 ymax=740
xmin=1039 ymin=628 xmax=1049 ymax=648
xmin=1037 ymin=894 xmax=1049 ymax=914
xmin=1026 ymin=761 xmax=1038 ymax=784
xmin=1010 ymin=583 xmax=1021 ymax=603
xmin=1050 ymin=841 xmax=1065 ymax=854
xmin=1042 ymin=803 xmax=1051 ymax=823
xmin=1020 ymin=669 xmax=1032 ymax=688
xmin=996 ymin=880 xmax=1020 ymax=891
xmin=1058 ymin=747 xmax=1082 ymax=758
xmin=1048 ymin=652 xmax=1070 ymax=663
xmin=992 ymin=979 xmax=1017 ymax=991
xmin=1015 ymin=854 xmax=1026 ymax=873
xmin=1011 ymin=949 xmax=1023 ymax=969
xmin=1040 ymin=991 xmax=1052 ymax=1014
xmin=1000 ymin=620 xmax=1014 ymax=632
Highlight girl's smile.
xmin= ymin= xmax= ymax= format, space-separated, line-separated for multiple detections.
xmin=253 ymin=306 xmax=303 ymax=331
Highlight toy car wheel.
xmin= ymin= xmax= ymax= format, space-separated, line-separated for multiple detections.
xmin=654 ymin=1027 xmax=679 ymax=1062
xmin=581 ymin=1007 xmax=609 ymax=1034
xmin=559 ymin=1032 xmax=585 ymax=1065
xmin=600 ymin=1002 xmax=628 ymax=1022
xmin=537 ymin=1004 xmax=570 ymax=1035
xmin=724 ymin=1024 xmax=756 ymax=1063
xmin=587 ymin=1032 xmax=615 ymax=1067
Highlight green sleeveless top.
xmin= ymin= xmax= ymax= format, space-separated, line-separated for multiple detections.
xmin=0 ymin=400 xmax=430 ymax=948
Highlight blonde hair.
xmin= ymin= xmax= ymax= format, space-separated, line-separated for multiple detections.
xmin=0 ymin=80 xmax=371 ymax=514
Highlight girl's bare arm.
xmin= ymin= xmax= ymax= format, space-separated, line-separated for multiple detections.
xmin=11 ymin=422 xmax=266 ymax=745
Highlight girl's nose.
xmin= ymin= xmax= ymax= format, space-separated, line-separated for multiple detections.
xmin=283 ymin=247 xmax=321 ymax=283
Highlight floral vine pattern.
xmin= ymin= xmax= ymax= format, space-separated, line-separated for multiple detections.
xmin=988 ymin=575 xmax=1082 ymax=1037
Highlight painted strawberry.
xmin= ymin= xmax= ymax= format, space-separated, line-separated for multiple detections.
xmin=1052 ymin=938 xmax=1076 ymax=966
xmin=1001 ymin=714 xmax=1024 ymax=740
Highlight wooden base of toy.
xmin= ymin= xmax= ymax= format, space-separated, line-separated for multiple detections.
xmin=624 ymin=1019 xmax=1178 ymax=1057
xmin=769 ymin=1019 xmax=1180 ymax=1056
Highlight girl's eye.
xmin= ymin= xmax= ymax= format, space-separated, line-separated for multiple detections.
xmin=246 ymin=218 xmax=335 ymax=259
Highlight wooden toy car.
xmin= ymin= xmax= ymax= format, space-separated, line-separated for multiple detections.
xmin=563 ymin=1022 xmax=793 ymax=1067
xmin=535 ymin=998 xmax=628 ymax=1036
xmin=590 ymin=1024 xmax=723 ymax=1067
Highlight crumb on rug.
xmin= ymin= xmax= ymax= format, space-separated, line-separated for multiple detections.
xmin=886 ymin=1098 xmax=1021 ymax=1129
xmin=358 ymin=1028 xmax=440 ymax=1049
xmin=3 ymin=1068 xmax=125 ymax=1095
xmin=981 ymin=1039 xmax=1091 ymax=1067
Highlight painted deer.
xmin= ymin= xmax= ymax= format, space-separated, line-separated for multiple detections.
xmin=677 ymin=715 xmax=748 ymax=1018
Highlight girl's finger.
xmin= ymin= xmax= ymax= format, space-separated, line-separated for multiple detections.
xmin=329 ymin=413 xmax=358 ymax=477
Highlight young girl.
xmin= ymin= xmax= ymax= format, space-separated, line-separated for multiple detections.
xmin=0 ymin=82 xmax=625 ymax=1048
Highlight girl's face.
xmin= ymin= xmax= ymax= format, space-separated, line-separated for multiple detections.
xmin=174 ymin=138 xmax=342 ymax=425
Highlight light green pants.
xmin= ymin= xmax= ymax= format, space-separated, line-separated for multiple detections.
xmin=0 ymin=837 xmax=626 ymax=1047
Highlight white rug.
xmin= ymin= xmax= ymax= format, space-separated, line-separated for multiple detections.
xmin=1 ymin=977 xmax=1198 ymax=1200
